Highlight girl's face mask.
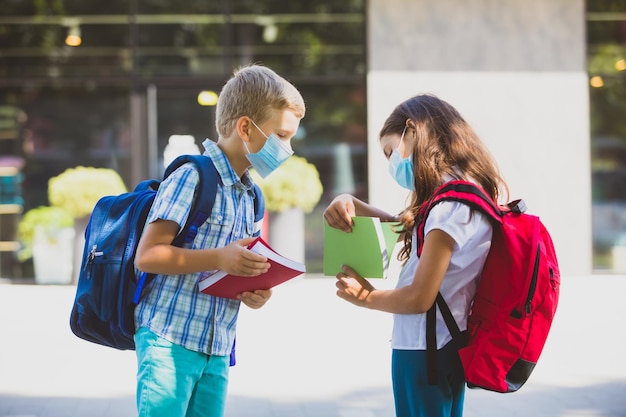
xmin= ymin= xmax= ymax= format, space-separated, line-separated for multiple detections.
xmin=244 ymin=120 xmax=293 ymax=178
xmin=388 ymin=126 xmax=415 ymax=191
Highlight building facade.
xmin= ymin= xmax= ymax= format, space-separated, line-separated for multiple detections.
xmin=367 ymin=0 xmax=590 ymax=276
xmin=1 ymin=1 xmax=621 ymax=278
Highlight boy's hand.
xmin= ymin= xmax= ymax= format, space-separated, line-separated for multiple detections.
xmin=323 ymin=194 xmax=356 ymax=232
xmin=238 ymin=289 xmax=272 ymax=309
xmin=335 ymin=264 xmax=375 ymax=308
xmin=218 ymin=238 xmax=270 ymax=276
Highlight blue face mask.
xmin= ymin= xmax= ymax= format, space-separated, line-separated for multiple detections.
xmin=245 ymin=120 xmax=293 ymax=178
xmin=388 ymin=127 xmax=415 ymax=191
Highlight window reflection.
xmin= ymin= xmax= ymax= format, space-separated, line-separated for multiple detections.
xmin=587 ymin=1 xmax=626 ymax=271
xmin=0 ymin=1 xmax=366 ymax=277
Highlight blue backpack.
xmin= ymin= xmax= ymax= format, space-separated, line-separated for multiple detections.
xmin=69 ymin=154 xmax=265 ymax=354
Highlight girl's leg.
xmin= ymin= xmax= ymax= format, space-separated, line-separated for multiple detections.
xmin=391 ymin=341 xmax=465 ymax=417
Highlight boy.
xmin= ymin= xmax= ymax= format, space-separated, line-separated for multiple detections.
xmin=133 ymin=64 xmax=306 ymax=417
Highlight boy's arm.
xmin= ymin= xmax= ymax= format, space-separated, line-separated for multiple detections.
xmin=135 ymin=219 xmax=270 ymax=277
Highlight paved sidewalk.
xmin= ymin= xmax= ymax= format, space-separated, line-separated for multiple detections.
xmin=1 ymin=274 xmax=625 ymax=417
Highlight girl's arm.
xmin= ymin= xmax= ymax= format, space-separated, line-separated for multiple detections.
xmin=324 ymin=194 xmax=399 ymax=233
xmin=335 ymin=229 xmax=455 ymax=313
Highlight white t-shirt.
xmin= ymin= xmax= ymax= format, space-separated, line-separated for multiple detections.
xmin=391 ymin=200 xmax=492 ymax=350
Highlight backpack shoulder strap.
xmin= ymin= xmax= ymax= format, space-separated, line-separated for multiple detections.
xmin=416 ymin=180 xmax=519 ymax=257
xmin=165 ymin=154 xmax=266 ymax=241
xmin=253 ymin=184 xmax=265 ymax=221
xmin=252 ymin=183 xmax=265 ymax=236
xmin=164 ymin=154 xmax=219 ymax=247
xmin=419 ymin=180 xmax=504 ymax=385
xmin=133 ymin=154 xmax=219 ymax=304
xmin=426 ymin=292 xmax=468 ymax=385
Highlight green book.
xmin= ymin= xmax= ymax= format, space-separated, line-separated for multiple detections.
xmin=323 ymin=216 xmax=400 ymax=279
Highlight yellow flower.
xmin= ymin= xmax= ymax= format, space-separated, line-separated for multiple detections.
xmin=48 ymin=166 xmax=127 ymax=218
xmin=17 ymin=206 xmax=74 ymax=261
xmin=251 ymin=156 xmax=323 ymax=213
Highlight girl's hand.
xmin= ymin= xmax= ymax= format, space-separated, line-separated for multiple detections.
xmin=323 ymin=194 xmax=356 ymax=232
xmin=238 ymin=289 xmax=272 ymax=309
xmin=335 ymin=264 xmax=376 ymax=308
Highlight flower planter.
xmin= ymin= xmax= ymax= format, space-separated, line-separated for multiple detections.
xmin=268 ymin=208 xmax=305 ymax=263
xmin=32 ymin=226 xmax=75 ymax=284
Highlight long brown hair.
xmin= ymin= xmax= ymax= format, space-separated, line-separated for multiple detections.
xmin=379 ymin=94 xmax=508 ymax=261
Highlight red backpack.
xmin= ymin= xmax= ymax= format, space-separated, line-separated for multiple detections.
xmin=417 ymin=180 xmax=560 ymax=393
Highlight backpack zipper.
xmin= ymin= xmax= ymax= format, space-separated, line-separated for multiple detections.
xmin=510 ymin=244 xmax=540 ymax=318
xmin=524 ymin=245 xmax=541 ymax=314
xmin=88 ymin=244 xmax=104 ymax=263
xmin=549 ymin=268 xmax=556 ymax=289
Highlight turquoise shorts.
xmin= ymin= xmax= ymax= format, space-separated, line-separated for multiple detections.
xmin=391 ymin=340 xmax=465 ymax=417
xmin=134 ymin=327 xmax=230 ymax=417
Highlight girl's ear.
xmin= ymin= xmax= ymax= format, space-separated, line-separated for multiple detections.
xmin=235 ymin=116 xmax=253 ymax=143
xmin=406 ymin=121 xmax=418 ymax=143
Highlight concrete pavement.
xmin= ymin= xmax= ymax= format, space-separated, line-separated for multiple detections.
xmin=1 ymin=273 xmax=625 ymax=417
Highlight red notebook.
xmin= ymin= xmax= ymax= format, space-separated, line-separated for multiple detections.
xmin=198 ymin=236 xmax=306 ymax=299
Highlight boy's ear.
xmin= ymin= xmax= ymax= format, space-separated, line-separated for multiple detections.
xmin=235 ymin=116 xmax=253 ymax=143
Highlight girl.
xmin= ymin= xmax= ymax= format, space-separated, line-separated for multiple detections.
xmin=323 ymin=94 xmax=508 ymax=417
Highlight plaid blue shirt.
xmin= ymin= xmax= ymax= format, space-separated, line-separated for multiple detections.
xmin=135 ymin=139 xmax=258 ymax=355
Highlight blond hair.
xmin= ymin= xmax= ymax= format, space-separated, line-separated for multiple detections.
xmin=215 ymin=64 xmax=306 ymax=137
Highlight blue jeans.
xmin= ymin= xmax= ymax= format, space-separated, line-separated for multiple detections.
xmin=391 ymin=340 xmax=465 ymax=417
xmin=134 ymin=327 xmax=230 ymax=417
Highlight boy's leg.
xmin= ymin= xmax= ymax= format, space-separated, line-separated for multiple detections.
xmin=186 ymin=354 xmax=230 ymax=417
xmin=391 ymin=341 xmax=465 ymax=417
xmin=135 ymin=327 xmax=207 ymax=417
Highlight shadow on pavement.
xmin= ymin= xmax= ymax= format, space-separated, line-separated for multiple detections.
xmin=2 ymin=380 xmax=625 ymax=417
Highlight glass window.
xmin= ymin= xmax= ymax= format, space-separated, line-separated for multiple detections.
xmin=587 ymin=0 xmax=626 ymax=271
xmin=14 ymin=83 xmax=131 ymax=208
xmin=0 ymin=0 xmax=366 ymax=277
